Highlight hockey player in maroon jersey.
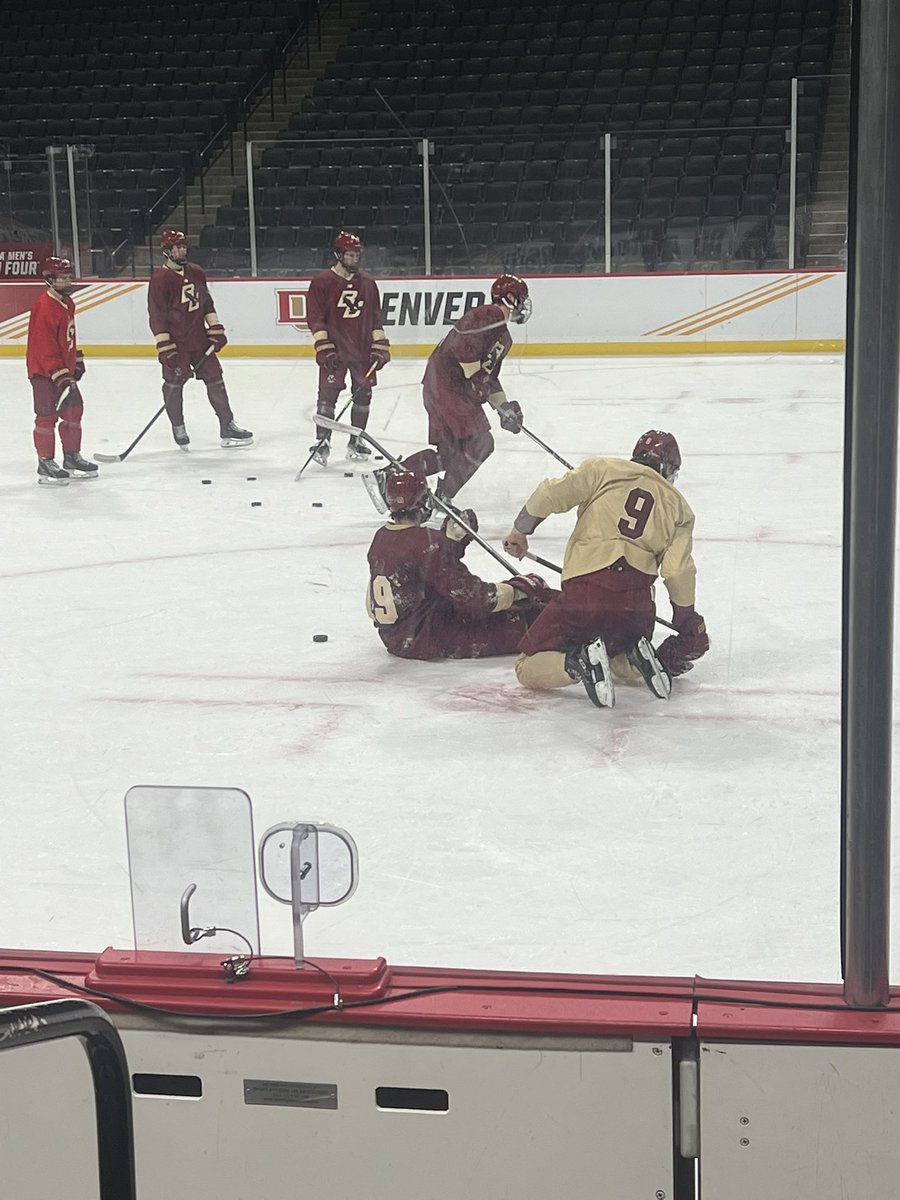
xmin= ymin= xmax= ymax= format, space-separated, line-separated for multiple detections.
xmin=147 ymin=230 xmax=252 ymax=449
xmin=366 ymin=466 xmax=552 ymax=660
xmin=363 ymin=275 xmax=531 ymax=512
xmin=25 ymin=256 xmax=97 ymax=485
xmin=502 ymin=431 xmax=709 ymax=710
xmin=306 ymin=231 xmax=391 ymax=466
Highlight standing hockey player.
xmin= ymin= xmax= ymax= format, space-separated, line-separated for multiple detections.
xmin=307 ymin=231 xmax=391 ymax=465
xmin=364 ymin=275 xmax=531 ymax=511
xmin=148 ymin=230 xmax=252 ymax=449
xmin=502 ymin=431 xmax=709 ymax=709
xmin=26 ymin=256 xmax=97 ymax=485
xmin=366 ymin=467 xmax=553 ymax=660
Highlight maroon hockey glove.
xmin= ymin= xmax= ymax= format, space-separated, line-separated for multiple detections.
xmin=157 ymin=340 xmax=182 ymax=379
xmin=207 ymin=323 xmax=227 ymax=352
xmin=467 ymin=368 xmax=493 ymax=404
xmin=507 ymin=572 xmax=551 ymax=606
xmin=656 ymin=609 xmax=709 ymax=677
xmin=74 ymin=352 xmax=86 ymax=381
xmin=442 ymin=508 xmax=478 ymax=552
xmin=370 ymin=337 xmax=391 ymax=370
xmin=315 ymin=340 xmax=339 ymax=371
xmin=497 ymin=400 xmax=523 ymax=434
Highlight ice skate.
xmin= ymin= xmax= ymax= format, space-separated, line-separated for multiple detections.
xmin=362 ymin=464 xmax=391 ymax=514
xmin=36 ymin=457 xmax=70 ymax=486
xmin=172 ymin=424 xmax=190 ymax=449
xmin=220 ymin=420 xmax=253 ymax=448
xmin=309 ymin=437 xmax=330 ymax=467
xmin=566 ymin=637 xmax=615 ymax=709
xmin=346 ymin=435 xmax=372 ymax=462
xmin=626 ymin=637 xmax=671 ymax=700
xmin=63 ymin=451 xmax=99 ymax=479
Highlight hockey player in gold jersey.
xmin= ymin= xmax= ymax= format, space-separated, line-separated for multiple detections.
xmin=502 ymin=430 xmax=709 ymax=709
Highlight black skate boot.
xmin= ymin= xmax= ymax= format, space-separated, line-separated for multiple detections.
xmin=220 ymin=420 xmax=253 ymax=448
xmin=172 ymin=423 xmax=190 ymax=449
xmin=63 ymin=451 xmax=99 ymax=479
xmin=565 ymin=637 xmax=615 ymax=709
xmin=37 ymin=456 xmax=70 ymax=486
xmin=309 ymin=435 xmax=330 ymax=467
xmin=346 ymin=435 xmax=372 ymax=462
xmin=626 ymin=637 xmax=671 ymax=700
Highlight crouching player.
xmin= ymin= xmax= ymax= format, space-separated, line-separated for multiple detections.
xmin=366 ymin=467 xmax=553 ymax=660
xmin=503 ymin=430 xmax=709 ymax=709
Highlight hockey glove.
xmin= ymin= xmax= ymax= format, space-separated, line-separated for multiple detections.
xmin=507 ymin=572 xmax=551 ymax=606
xmin=656 ymin=608 xmax=709 ymax=677
xmin=74 ymin=352 xmax=86 ymax=381
xmin=315 ymin=340 xmax=339 ymax=371
xmin=207 ymin=322 xmax=228 ymax=352
xmin=52 ymin=369 xmax=76 ymax=398
xmin=442 ymin=508 xmax=478 ymax=552
xmin=157 ymin=340 xmax=183 ymax=379
xmin=370 ymin=337 xmax=391 ymax=371
xmin=497 ymin=400 xmax=523 ymax=434
xmin=467 ymin=368 xmax=494 ymax=404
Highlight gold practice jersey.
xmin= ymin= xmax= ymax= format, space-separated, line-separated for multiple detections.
xmin=522 ymin=456 xmax=697 ymax=606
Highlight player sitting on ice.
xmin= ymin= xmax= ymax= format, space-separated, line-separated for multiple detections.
xmin=26 ymin=256 xmax=97 ymax=484
xmin=366 ymin=466 xmax=554 ymax=661
xmin=502 ymin=430 xmax=709 ymax=709
xmin=148 ymin=230 xmax=253 ymax=449
xmin=363 ymin=275 xmax=530 ymax=512
xmin=307 ymin=231 xmax=391 ymax=466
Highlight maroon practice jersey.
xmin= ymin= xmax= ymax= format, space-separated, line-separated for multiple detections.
xmin=422 ymin=302 xmax=512 ymax=397
xmin=307 ymin=268 xmax=384 ymax=364
xmin=148 ymin=261 xmax=218 ymax=354
xmin=366 ymin=522 xmax=508 ymax=657
xmin=26 ymin=290 xmax=77 ymax=379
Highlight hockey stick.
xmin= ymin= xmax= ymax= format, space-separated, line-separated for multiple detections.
xmin=517 ymin=423 xmax=574 ymax=471
xmin=294 ymin=363 xmax=378 ymax=482
xmin=316 ymin=415 xmax=522 ymax=575
xmin=93 ymin=344 xmax=218 ymax=463
xmin=521 ymin=553 xmax=677 ymax=631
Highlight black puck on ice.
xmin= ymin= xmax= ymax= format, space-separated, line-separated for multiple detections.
xmin=374 ymin=455 xmax=384 ymax=461
xmin=251 ymin=501 xmax=262 ymax=507
xmin=201 ymin=479 xmax=212 ymax=484
xmin=343 ymin=471 xmax=354 ymax=477
xmin=312 ymin=501 xmax=323 ymax=507
xmin=312 ymin=634 xmax=328 ymax=643
xmin=246 ymin=476 xmax=257 ymax=481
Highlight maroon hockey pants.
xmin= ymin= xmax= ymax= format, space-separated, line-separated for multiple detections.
xmin=31 ymin=376 xmax=83 ymax=459
xmin=518 ymin=563 xmax=657 ymax=658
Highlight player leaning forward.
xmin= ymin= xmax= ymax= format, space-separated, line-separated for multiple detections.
xmin=503 ymin=431 xmax=710 ymax=708
xmin=26 ymin=256 xmax=97 ymax=484
xmin=307 ymin=231 xmax=390 ymax=465
xmin=148 ymin=230 xmax=252 ymax=449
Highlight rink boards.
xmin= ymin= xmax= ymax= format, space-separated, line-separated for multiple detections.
xmin=0 ymin=269 xmax=844 ymax=356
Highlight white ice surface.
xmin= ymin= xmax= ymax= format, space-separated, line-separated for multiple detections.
xmin=0 ymin=352 xmax=860 ymax=983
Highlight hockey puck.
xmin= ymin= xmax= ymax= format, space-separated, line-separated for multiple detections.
xmin=201 ymin=479 xmax=212 ymax=484
xmin=246 ymin=476 xmax=257 ymax=481
xmin=251 ymin=501 xmax=262 ymax=507
xmin=312 ymin=502 xmax=323 ymax=508
xmin=344 ymin=471 xmax=354 ymax=477
xmin=312 ymin=634 xmax=328 ymax=643
xmin=374 ymin=455 xmax=384 ymax=461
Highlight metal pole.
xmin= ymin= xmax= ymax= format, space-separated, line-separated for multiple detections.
xmin=47 ymin=145 xmax=62 ymax=255
xmin=422 ymin=137 xmax=432 ymax=276
xmin=604 ymin=132 xmax=612 ymax=274
xmin=841 ymin=0 xmax=900 ymax=1009
xmin=246 ymin=140 xmax=258 ymax=278
xmin=788 ymin=77 xmax=798 ymax=269
xmin=65 ymin=144 xmax=81 ymax=278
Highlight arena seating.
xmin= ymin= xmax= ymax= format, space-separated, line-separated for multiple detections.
xmin=212 ymin=0 xmax=837 ymax=275
xmin=0 ymin=0 xmax=310 ymax=272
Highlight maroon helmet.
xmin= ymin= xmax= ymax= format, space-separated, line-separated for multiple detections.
xmin=385 ymin=468 xmax=430 ymax=514
xmin=41 ymin=256 xmax=75 ymax=293
xmin=334 ymin=230 xmax=362 ymax=273
xmin=631 ymin=430 xmax=682 ymax=482
xmin=161 ymin=229 xmax=187 ymax=249
xmin=490 ymin=274 xmax=532 ymax=323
